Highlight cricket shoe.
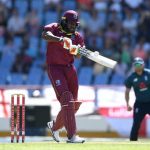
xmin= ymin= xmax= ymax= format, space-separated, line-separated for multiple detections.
xmin=67 ymin=135 xmax=85 ymax=143
xmin=47 ymin=121 xmax=60 ymax=143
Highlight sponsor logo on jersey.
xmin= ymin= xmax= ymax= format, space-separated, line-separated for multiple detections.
xmin=139 ymin=82 xmax=148 ymax=91
xmin=140 ymin=88 xmax=148 ymax=91
xmin=133 ymin=78 xmax=138 ymax=82
xmin=55 ymin=80 xmax=61 ymax=86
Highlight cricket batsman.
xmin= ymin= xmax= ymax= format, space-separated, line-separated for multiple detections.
xmin=42 ymin=10 xmax=85 ymax=143
xmin=124 ymin=57 xmax=150 ymax=141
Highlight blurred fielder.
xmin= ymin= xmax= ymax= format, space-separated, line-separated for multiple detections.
xmin=124 ymin=57 xmax=150 ymax=141
xmin=42 ymin=10 xmax=85 ymax=143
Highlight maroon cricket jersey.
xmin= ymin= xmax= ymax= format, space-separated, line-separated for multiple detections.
xmin=43 ymin=23 xmax=84 ymax=65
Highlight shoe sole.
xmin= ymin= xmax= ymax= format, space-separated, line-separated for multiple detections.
xmin=66 ymin=140 xmax=85 ymax=143
xmin=47 ymin=122 xmax=60 ymax=143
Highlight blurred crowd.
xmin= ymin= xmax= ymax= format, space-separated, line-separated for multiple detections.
xmin=0 ymin=0 xmax=150 ymax=85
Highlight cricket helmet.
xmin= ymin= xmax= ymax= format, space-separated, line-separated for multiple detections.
xmin=60 ymin=10 xmax=79 ymax=34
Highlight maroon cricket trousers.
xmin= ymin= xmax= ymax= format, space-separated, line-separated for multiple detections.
xmin=47 ymin=64 xmax=81 ymax=138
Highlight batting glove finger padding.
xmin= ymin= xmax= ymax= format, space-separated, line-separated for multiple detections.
xmin=69 ymin=45 xmax=80 ymax=55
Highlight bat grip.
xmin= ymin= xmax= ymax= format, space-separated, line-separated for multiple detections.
xmin=79 ymin=48 xmax=89 ymax=57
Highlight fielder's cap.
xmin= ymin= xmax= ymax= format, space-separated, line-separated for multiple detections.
xmin=133 ymin=57 xmax=144 ymax=66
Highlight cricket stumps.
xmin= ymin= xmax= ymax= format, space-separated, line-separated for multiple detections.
xmin=11 ymin=94 xmax=25 ymax=143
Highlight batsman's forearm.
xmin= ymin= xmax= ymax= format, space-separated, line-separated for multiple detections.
xmin=125 ymin=90 xmax=130 ymax=106
xmin=42 ymin=31 xmax=62 ymax=42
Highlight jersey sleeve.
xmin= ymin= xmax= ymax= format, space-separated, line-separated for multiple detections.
xmin=124 ymin=76 xmax=132 ymax=89
xmin=43 ymin=23 xmax=56 ymax=33
xmin=75 ymin=32 xmax=85 ymax=47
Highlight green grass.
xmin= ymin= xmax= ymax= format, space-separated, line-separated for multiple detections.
xmin=1 ymin=141 xmax=150 ymax=150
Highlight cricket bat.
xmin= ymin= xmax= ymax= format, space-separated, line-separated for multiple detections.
xmin=63 ymin=38 xmax=117 ymax=69
xmin=78 ymin=47 xmax=117 ymax=69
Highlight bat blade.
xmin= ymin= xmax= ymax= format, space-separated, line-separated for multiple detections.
xmin=80 ymin=49 xmax=117 ymax=69
xmin=88 ymin=52 xmax=117 ymax=68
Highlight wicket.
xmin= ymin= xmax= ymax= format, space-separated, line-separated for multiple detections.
xmin=11 ymin=94 xmax=25 ymax=143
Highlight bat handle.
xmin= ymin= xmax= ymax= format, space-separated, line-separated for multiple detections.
xmin=79 ymin=47 xmax=88 ymax=56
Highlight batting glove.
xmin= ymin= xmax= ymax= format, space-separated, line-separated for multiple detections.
xmin=63 ymin=37 xmax=72 ymax=49
xmin=69 ymin=44 xmax=80 ymax=55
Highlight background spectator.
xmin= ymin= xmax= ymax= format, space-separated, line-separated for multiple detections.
xmin=0 ymin=0 xmax=150 ymax=85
